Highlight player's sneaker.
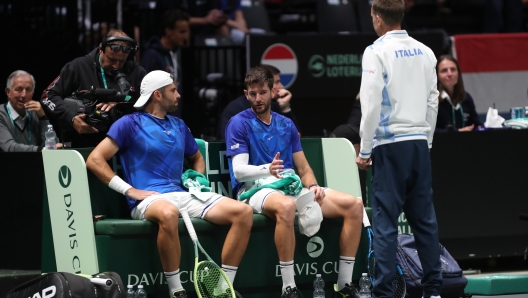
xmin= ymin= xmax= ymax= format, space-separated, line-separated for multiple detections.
xmin=281 ymin=286 xmax=303 ymax=298
xmin=334 ymin=283 xmax=359 ymax=298
xmin=171 ymin=290 xmax=187 ymax=298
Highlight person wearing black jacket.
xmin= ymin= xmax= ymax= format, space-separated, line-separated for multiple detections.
xmin=141 ymin=9 xmax=190 ymax=117
xmin=435 ymin=55 xmax=482 ymax=132
xmin=40 ymin=30 xmax=147 ymax=148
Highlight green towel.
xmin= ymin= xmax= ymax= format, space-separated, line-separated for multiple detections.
xmin=239 ymin=172 xmax=303 ymax=201
xmin=182 ymin=169 xmax=215 ymax=202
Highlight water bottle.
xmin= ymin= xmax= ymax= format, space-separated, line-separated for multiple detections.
xmin=135 ymin=285 xmax=147 ymax=298
xmin=359 ymin=273 xmax=371 ymax=298
xmin=126 ymin=285 xmax=135 ymax=298
xmin=313 ymin=273 xmax=325 ymax=298
xmin=44 ymin=125 xmax=57 ymax=150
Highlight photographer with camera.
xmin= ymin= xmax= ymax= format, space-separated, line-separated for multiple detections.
xmin=40 ymin=30 xmax=147 ymax=148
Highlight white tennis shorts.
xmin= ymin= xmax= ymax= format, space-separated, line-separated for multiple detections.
xmin=246 ymin=187 xmax=326 ymax=213
xmin=131 ymin=192 xmax=224 ymax=220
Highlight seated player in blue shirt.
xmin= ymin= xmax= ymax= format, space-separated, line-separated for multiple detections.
xmin=225 ymin=66 xmax=364 ymax=298
xmin=87 ymin=70 xmax=252 ymax=298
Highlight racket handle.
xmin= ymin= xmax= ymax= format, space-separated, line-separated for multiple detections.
xmin=180 ymin=208 xmax=198 ymax=241
xmin=362 ymin=206 xmax=371 ymax=228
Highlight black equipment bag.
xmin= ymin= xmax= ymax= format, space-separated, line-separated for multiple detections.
xmin=5 ymin=271 xmax=125 ymax=298
xmin=396 ymin=233 xmax=468 ymax=298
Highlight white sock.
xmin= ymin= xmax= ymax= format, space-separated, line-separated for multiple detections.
xmin=337 ymin=256 xmax=355 ymax=291
xmin=164 ymin=269 xmax=183 ymax=294
xmin=222 ymin=264 xmax=238 ymax=284
xmin=280 ymin=260 xmax=296 ymax=292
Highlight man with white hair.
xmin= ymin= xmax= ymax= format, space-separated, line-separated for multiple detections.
xmin=0 ymin=70 xmax=61 ymax=151
xmin=87 ymin=70 xmax=251 ymax=298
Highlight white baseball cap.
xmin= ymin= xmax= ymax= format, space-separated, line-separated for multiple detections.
xmin=296 ymin=190 xmax=323 ymax=237
xmin=134 ymin=70 xmax=174 ymax=109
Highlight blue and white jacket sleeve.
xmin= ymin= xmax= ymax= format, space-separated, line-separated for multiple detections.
xmin=358 ymin=47 xmax=384 ymax=159
xmin=426 ymin=58 xmax=439 ymax=148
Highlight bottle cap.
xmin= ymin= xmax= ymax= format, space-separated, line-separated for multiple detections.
xmin=138 ymin=285 xmax=144 ymax=288
xmin=316 ymin=273 xmax=321 ymax=277
xmin=127 ymin=285 xmax=133 ymax=288
xmin=362 ymin=273 xmax=368 ymax=276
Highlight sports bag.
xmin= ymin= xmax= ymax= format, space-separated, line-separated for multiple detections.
xmin=396 ymin=233 xmax=468 ymax=298
xmin=5 ymin=271 xmax=125 ymax=298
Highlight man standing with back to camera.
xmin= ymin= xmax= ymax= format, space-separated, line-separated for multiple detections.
xmin=40 ymin=29 xmax=147 ymax=148
xmin=356 ymin=1 xmax=442 ymax=297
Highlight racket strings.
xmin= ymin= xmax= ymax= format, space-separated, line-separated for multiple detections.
xmin=195 ymin=261 xmax=234 ymax=298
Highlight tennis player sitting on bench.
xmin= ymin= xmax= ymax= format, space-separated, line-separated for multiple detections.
xmin=87 ymin=70 xmax=252 ymax=298
xmin=225 ymin=66 xmax=364 ymax=298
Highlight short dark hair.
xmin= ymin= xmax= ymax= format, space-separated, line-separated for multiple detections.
xmin=160 ymin=9 xmax=190 ymax=37
xmin=244 ymin=66 xmax=274 ymax=90
xmin=372 ymin=0 xmax=405 ymax=27
xmin=437 ymin=54 xmax=466 ymax=104
xmin=259 ymin=64 xmax=281 ymax=75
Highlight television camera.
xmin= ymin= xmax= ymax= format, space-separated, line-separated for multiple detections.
xmin=64 ymin=73 xmax=135 ymax=133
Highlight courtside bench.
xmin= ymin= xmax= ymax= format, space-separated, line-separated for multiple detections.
xmin=41 ymin=138 xmax=370 ymax=298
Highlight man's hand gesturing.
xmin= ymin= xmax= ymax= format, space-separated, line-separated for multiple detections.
xmin=270 ymin=152 xmax=284 ymax=179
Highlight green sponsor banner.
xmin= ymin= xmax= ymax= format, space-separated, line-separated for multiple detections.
xmin=42 ymin=150 xmax=99 ymax=274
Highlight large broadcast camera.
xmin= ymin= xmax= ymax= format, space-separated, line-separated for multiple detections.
xmin=64 ymin=72 xmax=135 ymax=132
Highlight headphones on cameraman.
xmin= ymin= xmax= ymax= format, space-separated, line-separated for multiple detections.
xmin=99 ymin=36 xmax=139 ymax=61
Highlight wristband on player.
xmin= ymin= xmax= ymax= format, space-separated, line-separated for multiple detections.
xmin=108 ymin=176 xmax=132 ymax=195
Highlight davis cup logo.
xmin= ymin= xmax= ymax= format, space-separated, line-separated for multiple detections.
xmin=261 ymin=43 xmax=298 ymax=88
xmin=307 ymin=236 xmax=324 ymax=258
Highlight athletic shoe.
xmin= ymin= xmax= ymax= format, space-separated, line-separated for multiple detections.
xmin=281 ymin=286 xmax=303 ymax=298
xmin=171 ymin=290 xmax=187 ymax=298
xmin=334 ymin=283 xmax=359 ymax=298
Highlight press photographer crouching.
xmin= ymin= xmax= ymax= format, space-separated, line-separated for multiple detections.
xmin=40 ymin=30 xmax=147 ymax=148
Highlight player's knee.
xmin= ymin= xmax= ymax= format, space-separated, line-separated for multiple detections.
xmin=157 ymin=208 xmax=180 ymax=233
xmin=276 ymin=199 xmax=296 ymax=224
xmin=233 ymin=203 xmax=253 ymax=225
xmin=345 ymin=196 xmax=363 ymax=218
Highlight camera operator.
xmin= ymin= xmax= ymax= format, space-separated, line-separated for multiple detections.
xmin=40 ymin=29 xmax=147 ymax=148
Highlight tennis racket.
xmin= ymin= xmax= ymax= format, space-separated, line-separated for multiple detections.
xmin=362 ymin=207 xmax=406 ymax=298
xmin=180 ymin=208 xmax=235 ymax=298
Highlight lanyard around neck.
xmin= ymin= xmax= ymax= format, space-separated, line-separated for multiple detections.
xmin=451 ymin=104 xmax=464 ymax=128
xmin=6 ymin=105 xmax=32 ymax=143
xmin=99 ymin=55 xmax=108 ymax=89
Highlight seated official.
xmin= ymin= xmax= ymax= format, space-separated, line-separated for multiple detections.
xmin=0 ymin=70 xmax=62 ymax=152
xmin=436 ymin=55 xmax=482 ymax=132
xmin=217 ymin=64 xmax=300 ymax=140
xmin=40 ymin=29 xmax=147 ymax=148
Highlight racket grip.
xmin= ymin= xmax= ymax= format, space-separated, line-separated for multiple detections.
xmin=180 ymin=208 xmax=198 ymax=241
xmin=362 ymin=206 xmax=371 ymax=228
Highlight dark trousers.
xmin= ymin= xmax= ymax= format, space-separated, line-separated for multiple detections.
xmin=371 ymin=140 xmax=442 ymax=298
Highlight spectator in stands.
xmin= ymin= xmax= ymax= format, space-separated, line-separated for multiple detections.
xmin=217 ymin=64 xmax=300 ymax=140
xmin=329 ymin=92 xmax=361 ymax=157
xmin=86 ymin=70 xmax=252 ymax=298
xmin=40 ymin=30 xmax=146 ymax=148
xmin=0 ymin=70 xmax=62 ymax=152
xmin=483 ymin=0 xmax=523 ymax=33
xmin=225 ymin=66 xmax=363 ymax=298
xmin=356 ymin=1 xmax=442 ymax=298
xmin=141 ymin=9 xmax=190 ymax=117
xmin=216 ymin=0 xmax=249 ymax=44
xmin=142 ymin=10 xmax=189 ymax=81
xmin=436 ymin=55 xmax=482 ymax=132
xmin=182 ymin=0 xmax=248 ymax=44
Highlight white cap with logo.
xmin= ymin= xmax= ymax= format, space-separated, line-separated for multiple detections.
xmin=296 ymin=189 xmax=323 ymax=237
xmin=134 ymin=70 xmax=174 ymax=109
